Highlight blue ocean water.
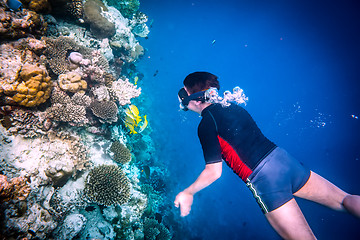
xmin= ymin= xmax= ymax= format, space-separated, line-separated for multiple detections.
xmin=137 ymin=0 xmax=360 ymax=239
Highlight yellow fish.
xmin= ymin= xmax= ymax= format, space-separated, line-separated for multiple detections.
xmin=139 ymin=115 xmax=148 ymax=133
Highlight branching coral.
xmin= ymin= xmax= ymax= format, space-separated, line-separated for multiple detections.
xmin=143 ymin=218 xmax=172 ymax=240
xmin=109 ymin=77 xmax=141 ymax=106
xmin=84 ymin=165 xmax=131 ymax=206
xmin=6 ymin=108 xmax=49 ymax=138
xmin=110 ymin=140 xmax=131 ymax=164
xmin=90 ymin=99 xmax=118 ymax=123
xmin=46 ymin=87 xmax=90 ymax=126
xmin=0 ymin=6 xmax=47 ymax=39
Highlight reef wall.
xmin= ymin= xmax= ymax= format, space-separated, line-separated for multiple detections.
xmin=0 ymin=0 xmax=171 ymax=239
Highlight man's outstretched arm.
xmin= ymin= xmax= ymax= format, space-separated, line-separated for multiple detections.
xmin=174 ymin=161 xmax=222 ymax=217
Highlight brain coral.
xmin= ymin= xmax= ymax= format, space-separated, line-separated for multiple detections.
xmin=84 ymin=165 xmax=130 ymax=206
xmin=58 ymin=71 xmax=87 ymax=93
xmin=1 ymin=63 xmax=52 ymax=107
xmin=90 ymin=99 xmax=118 ymax=123
xmin=110 ymin=140 xmax=131 ymax=164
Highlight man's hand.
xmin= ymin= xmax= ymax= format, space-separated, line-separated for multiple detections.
xmin=174 ymin=191 xmax=194 ymax=217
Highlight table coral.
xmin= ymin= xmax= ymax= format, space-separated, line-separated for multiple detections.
xmin=109 ymin=77 xmax=141 ymax=106
xmin=0 ymin=6 xmax=47 ymax=39
xmin=110 ymin=140 xmax=131 ymax=164
xmin=90 ymin=99 xmax=118 ymax=123
xmin=58 ymin=71 xmax=88 ymax=93
xmin=84 ymin=165 xmax=131 ymax=206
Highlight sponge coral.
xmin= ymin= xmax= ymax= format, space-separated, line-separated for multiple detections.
xmin=110 ymin=140 xmax=131 ymax=164
xmin=84 ymin=165 xmax=130 ymax=206
xmin=3 ymin=63 xmax=52 ymax=107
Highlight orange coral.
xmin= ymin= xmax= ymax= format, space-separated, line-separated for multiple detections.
xmin=8 ymin=64 xmax=52 ymax=107
xmin=0 ymin=174 xmax=31 ymax=202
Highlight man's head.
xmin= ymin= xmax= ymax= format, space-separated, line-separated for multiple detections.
xmin=183 ymin=72 xmax=220 ymax=94
xmin=178 ymin=72 xmax=220 ymax=113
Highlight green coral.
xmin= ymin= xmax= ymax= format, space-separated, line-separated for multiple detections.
xmin=143 ymin=218 xmax=172 ymax=240
xmin=106 ymin=0 xmax=140 ymax=18
xmin=110 ymin=140 xmax=131 ymax=164
xmin=84 ymin=165 xmax=131 ymax=206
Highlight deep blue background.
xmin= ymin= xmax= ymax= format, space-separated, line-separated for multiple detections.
xmin=137 ymin=0 xmax=360 ymax=239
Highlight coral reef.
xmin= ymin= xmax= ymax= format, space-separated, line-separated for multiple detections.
xmin=0 ymin=174 xmax=31 ymax=202
xmin=106 ymin=0 xmax=140 ymax=18
xmin=57 ymin=71 xmax=88 ymax=93
xmin=143 ymin=218 xmax=172 ymax=240
xmin=83 ymin=0 xmax=116 ymax=38
xmin=0 ymin=40 xmax=52 ymax=107
xmin=110 ymin=140 xmax=131 ymax=164
xmin=0 ymin=5 xmax=47 ymax=39
xmin=52 ymin=213 xmax=87 ymax=239
xmin=84 ymin=165 xmax=131 ymax=206
xmin=90 ymin=99 xmax=118 ymax=123
xmin=22 ymin=0 xmax=52 ymax=13
xmin=46 ymin=87 xmax=90 ymax=126
xmin=10 ymin=63 xmax=52 ymax=107
xmin=109 ymin=77 xmax=141 ymax=106
xmin=42 ymin=36 xmax=93 ymax=75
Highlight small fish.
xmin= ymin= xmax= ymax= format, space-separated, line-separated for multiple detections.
xmin=153 ymin=70 xmax=159 ymax=77
xmin=155 ymin=212 xmax=162 ymax=223
xmin=6 ymin=0 xmax=23 ymax=11
xmin=211 ymin=39 xmax=216 ymax=45
xmin=134 ymin=76 xmax=139 ymax=85
xmin=143 ymin=166 xmax=150 ymax=178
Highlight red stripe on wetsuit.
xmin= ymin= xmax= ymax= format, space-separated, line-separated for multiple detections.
xmin=218 ymin=136 xmax=252 ymax=182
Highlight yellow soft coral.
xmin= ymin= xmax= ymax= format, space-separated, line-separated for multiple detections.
xmin=9 ymin=64 xmax=52 ymax=107
xmin=58 ymin=71 xmax=87 ymax=93
xmin=123 ymin=104 xmax=148 ymax=134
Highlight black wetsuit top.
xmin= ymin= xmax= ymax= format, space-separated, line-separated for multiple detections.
xmin=198 ymin=103 xmax=276 ymax=181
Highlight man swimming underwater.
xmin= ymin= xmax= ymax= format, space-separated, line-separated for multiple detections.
xmin=174 ymin=71 xmax=360 ymax=239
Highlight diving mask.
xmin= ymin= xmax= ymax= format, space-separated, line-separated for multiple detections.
xmin=178 ymin=88 xmax=207 ymax=111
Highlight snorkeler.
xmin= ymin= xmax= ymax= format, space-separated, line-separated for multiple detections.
xmin=174 ymin=72 xmax=360 ymax=239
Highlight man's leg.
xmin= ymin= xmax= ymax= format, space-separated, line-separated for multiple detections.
xmin=265 ymin=198 xmax=316 ymax=240
xmin=294 ymin=171 xmax=360 ymax=217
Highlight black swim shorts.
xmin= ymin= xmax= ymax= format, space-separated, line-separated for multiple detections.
xmin=245 ymin=147 xmax=311 ymax=214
